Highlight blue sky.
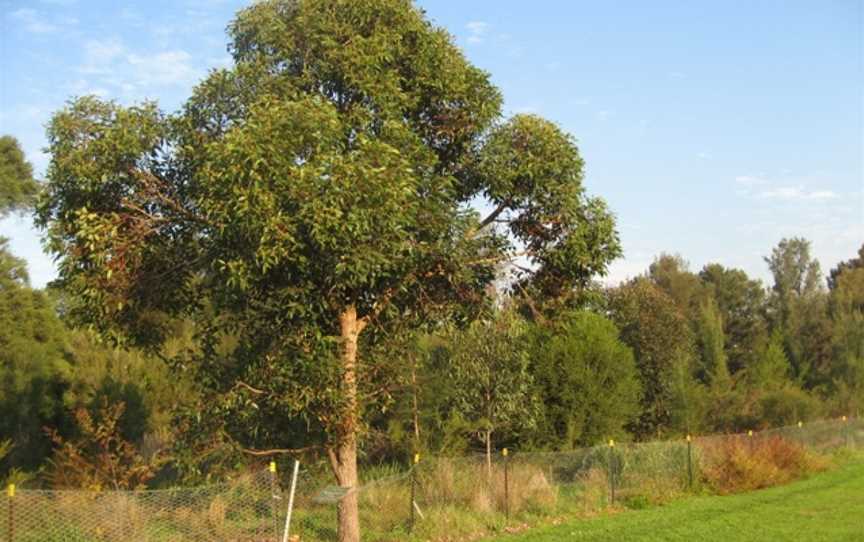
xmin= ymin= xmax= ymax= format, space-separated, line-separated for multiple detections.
xmin=1 ymin=0 xmax=862 ymax=288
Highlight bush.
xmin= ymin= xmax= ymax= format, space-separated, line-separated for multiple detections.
xmin=700 ymin=435 xmax=826 ymax=494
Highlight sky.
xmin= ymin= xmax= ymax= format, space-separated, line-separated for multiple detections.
xmin=1 ymin=0 xmax=862 ymax=288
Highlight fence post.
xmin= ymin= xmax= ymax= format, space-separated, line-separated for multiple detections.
xmin=6 ymin=484 xmax=14 ymax=542
xmin=747 ymin=430 xmax=754 ymax=454
xmin=281 ymin=459 xmax=300 ymax=542
xmin=686 ymin=435 xmax=693 ymax=489
xmin=270 ymin=461 xmax=279 ymax=541
xmin=608 ymin=440 xmax=615 ymax=505
xmin=502 ymin=448 xmax=509 ymax=519
xmin=409 ymin=453 xmax=419 ymax=533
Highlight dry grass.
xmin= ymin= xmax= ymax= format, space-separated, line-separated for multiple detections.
xmin=700 ymin=434 xmax=827 ymax=494
xmin=414 ymin=458 xmax=557 ymax=516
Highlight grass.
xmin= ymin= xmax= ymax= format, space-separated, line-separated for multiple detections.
xmin=484 ymin=454 xmax=864 ymax=542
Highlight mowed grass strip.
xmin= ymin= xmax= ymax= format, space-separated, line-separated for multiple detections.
xmin=486 ymin=457 xmax=864 ymax=542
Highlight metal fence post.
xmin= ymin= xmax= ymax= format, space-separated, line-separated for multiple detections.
xmin=6 ymin=484 xmax=14 ymax=542
xmin=608 ymin=440 xmax=615 ymax=505
xmin=502 ymin=448 xmax=509 ymax=519
xmin=686 ymin=435 xmax=693 ymax=489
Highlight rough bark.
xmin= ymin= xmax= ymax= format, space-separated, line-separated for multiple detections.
xmin=331 ymin=305 xmax=364 ymax=542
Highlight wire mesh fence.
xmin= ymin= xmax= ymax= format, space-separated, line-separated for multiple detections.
xmin=2 ymin=417 xmax=862 ymax=541
xmin=1 ymin=468 xmax=280 ymax=542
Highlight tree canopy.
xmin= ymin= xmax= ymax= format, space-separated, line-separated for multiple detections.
xmin=36 ymin=1 xmax=621 ymax=539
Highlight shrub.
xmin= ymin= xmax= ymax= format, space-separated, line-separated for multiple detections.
xmin=700 ymin=435 xmax=826 ymax=494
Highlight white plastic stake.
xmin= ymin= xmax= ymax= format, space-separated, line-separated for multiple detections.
xmin=281 ymin=459 xmax=300 ymax=542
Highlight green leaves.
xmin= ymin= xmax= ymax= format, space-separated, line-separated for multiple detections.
xmin=473 ymin=115 xmax=621 ymax=302
xmin=0 ymin=136 xmax=38 ymax=217
xmin=36 ymin=0 xmax=622 ymax=464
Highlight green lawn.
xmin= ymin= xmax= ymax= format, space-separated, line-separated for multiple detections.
xmin=486 ymin=457 xmax=864 ymax=542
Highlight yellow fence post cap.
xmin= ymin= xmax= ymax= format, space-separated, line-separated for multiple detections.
xmin=7 ymin=484 xmax=14 ymax=498
xmin=842 ymin=416 xmax=848 ymax=422
xmin=798 ymin=421 xmax=803 ymax=428
xmin=414 ymin=453 xmax=420 ymax=464
xmin=269 ymin=461 xmax=277 ymax=473
xmin=748 ymin=430 xmax=753 ymax=437
xmin=608 ymin=439 xmax=615 ymax=448
xmin=502 ymin=448 xmax=508 ymax=457
xmin=686 ymin=434 xmax=691 ymax=442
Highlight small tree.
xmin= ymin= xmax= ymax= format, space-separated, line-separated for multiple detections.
xmin=696 ymin=296 xmax=731 ymax=391
xmin=447 ymin=311 xmax=535 ymax=477
xmin=530 ymin=311 xmax=641 ymax=448
xmin=45 ymin=400 xmax=162 ymax=490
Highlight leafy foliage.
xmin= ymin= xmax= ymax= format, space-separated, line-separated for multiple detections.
xmin=45 ymin=400 xmax=163 ymax=490
xmin=445 ymin=310 xmax=536 ymax=461
xmin=607 ymin=278 xmax=695 ymax=438
xmin=0 ymin=135 xmax=38 ymax=216
xmin=529 ymin=311 xmax=641 ymax=449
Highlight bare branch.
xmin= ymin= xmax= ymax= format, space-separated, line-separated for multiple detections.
xmin=241 ymin=445 xmax=320 ymax=457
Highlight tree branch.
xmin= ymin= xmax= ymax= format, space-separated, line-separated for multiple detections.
xmin=468 ymin=200 xmax=510 ymax=239
xmin=241 ymin=445 xmax=320 ymax=457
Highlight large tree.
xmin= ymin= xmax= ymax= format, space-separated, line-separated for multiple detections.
xmin=36 ymin=1 xmax=620 ymax=539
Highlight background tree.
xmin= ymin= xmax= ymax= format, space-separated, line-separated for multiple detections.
xmin=0 ymin=135 xmax=38 ymax=217
xmin=828 ymin=259 xmax=864 ymax=414
xmin=828 ymin=244 xmax=864 ymax=291
xmin=699 ymin=263 xmax=768 ymax=374
xmin=647 ymin=253 xmax=703 ymax=317
xmin=607 ymin=278 xmax=695 ymax=438
xmin=0 ymin=240 xmax=71 ymax=474
xmin=36 ymin=1 xmax=620 ymax=538
xmin=695 ymin=296 xmax=731 ymax=391
xmin=529 ymin=311 xmax=640 ymax=449
xmin=765 ymin=238 xmax=830 ymax=386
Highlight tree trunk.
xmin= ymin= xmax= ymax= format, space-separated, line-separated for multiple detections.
xmin=411 ymin=356 xmax=421 ymax=446
xmin=331 ymin=306 xmax=365 ymax=542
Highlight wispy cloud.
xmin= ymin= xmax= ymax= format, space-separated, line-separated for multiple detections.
xmin=735 ymin=175 xmax=770 ymax=186
xmin=735 ymin=174 xmax=840 ymax=201
xmin=76 ymin=38 xmax=199 ymax=95
xmin=758 ymin=187 xmax=838 ymax=201
xmin=466 ymin=21 xmax=489 ymax=44
xmin=596 ymin=110 xmax=614 ymax=121
xmin=128 ymin=51 xmax=197 ymax=87
xmin=9 ymin=8 xmax=57 ymax=34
